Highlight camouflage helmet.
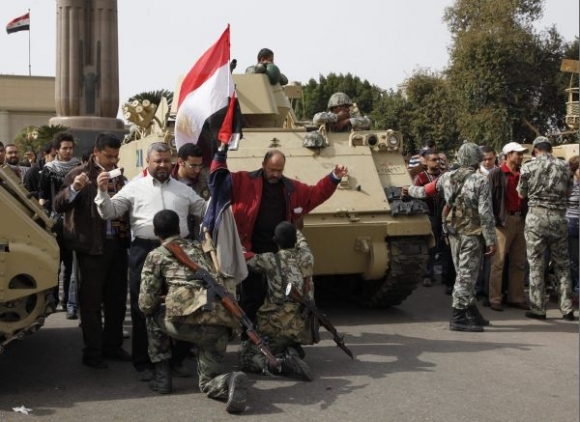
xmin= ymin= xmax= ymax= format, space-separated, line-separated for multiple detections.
xmin=328 ymin=92 xmax=352 ymax=109
xmin=456 ymin=142 xmax=484 ymax=167
xmin=303 ymin=131 xmax=327 ymax=148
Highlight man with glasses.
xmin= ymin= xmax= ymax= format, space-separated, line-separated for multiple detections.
xmin=94 ymin=142 xmax=207 ymax=381
xmin=172 ymin=144 xmax=209 ymax=241
xmin=172 ymin=144 xmax=209 ymax=195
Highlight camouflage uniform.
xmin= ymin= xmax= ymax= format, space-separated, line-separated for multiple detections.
xmin=245 ymin=63 xmax=289 ymax=86
xmin=517 ymin=151 xmax=573 ymax=316
xmin=239 ymin=230 xmax=315 ymax=373
xmin=139 ymin=236 xmax=240 ymax=399
xmin=312 ymin=111 xmax=371 ymax=132
xmin=408 ymin=144 xmax=496 ymax=310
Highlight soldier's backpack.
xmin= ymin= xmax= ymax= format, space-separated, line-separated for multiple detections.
xmin=443 ymin=170 xmax=482 ymax=236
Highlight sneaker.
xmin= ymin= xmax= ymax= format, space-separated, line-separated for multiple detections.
xmin=226 ymin=372 xmax=248 ymax=414
xmin=280 ymin=349 xmax=314 ymax=381
xmin=422 ymin=278 xmax=433 ymax=287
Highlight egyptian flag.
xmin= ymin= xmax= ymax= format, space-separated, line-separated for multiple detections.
xmin=175 ymin=25 xmax=242 ymax=165
xmin=6 ymin=13 xmax=30 ymax=34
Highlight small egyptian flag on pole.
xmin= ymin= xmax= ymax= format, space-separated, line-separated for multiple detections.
xmin=6 ymin=13 xmax=30 ymax=34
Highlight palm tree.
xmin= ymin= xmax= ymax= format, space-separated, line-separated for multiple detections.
xmin=13 ymin=124 xmax=69 ymax=154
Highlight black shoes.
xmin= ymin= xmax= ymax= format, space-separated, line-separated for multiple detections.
xmin=467 ymin=304 xmax=490 ymax=327
xmin=449 ymin=308 xmax=484 ymax=332
xmin=82 ymin=356 xmax=108 ymax=369
xmin=103 ymin=348 xmax=132 ymax=362
xmin=170 ymin=361 xmax=193 ymax=378
xmin=137 ymin=368 xmax=154 ymax=382
xmin=226 ymin=372 xmax=248 ymax=414
xmin=525 ymin=311 xmax=547 ymax=320
xmin=507 ymin=302 xmax=530 ymax=310
xmin=280 ymin=348 xmax=314 ymax=381
xmin=563 ymin=311 xmax=576 ymax=321
xmin=149 ymin=360 xmax=172 ymax=394
xmin=66 ymin=309 xmax=78 ymax=320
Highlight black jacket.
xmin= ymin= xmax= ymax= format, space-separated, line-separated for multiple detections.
xmin=53 ymin=157 xmax=130 ymax=255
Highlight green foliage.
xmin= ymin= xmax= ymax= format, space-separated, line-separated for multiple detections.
xmin=444 ymin=0 xmax=575 ymax=150
xmin=12 ymin=124 xmax=69 ymax=154
xmin=403 ymin=71 xmax=461 ymax=153
xmin=298 ymin=73 xmax=377 ymax=121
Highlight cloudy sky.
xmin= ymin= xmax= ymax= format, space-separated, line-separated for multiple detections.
xmin=1 ymin=0 xmax=578 ymax=112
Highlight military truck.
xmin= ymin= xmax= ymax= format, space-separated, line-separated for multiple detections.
xmin=119 ymin=74 xmax=433 ymax=308
xmin=0 ymin=166 xmax=59 ymax=353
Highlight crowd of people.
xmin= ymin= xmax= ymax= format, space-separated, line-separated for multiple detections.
xmin=0 ymin=113 xmax=348 ymax=414
xmin=405 ymin=136 xmax=579 ymax=331
xmin=1 ymin=75 xmax=577 ymax=413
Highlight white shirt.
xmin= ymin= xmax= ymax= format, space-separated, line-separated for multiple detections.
xmin=94 ymin=174 xmax=206 ymax=240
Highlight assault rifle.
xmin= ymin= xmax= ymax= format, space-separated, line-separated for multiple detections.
xmin=163 ymin=240 xmax=281 ymax=371
xmin=285 ymin=283 xmax=354 ymax=360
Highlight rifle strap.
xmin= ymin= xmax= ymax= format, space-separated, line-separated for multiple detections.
xmin=447 ymin=171 xmax=472 ymax=220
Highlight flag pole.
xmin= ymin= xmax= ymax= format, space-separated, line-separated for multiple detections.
xmin=28 ymin=9 xmax=31 ymax=76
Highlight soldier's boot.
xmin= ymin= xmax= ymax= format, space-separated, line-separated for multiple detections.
xmin=280 ymin=348 xmax=314 ymax=381
xmin=449 ymin=308 xmax=484 ymax=332
xmin=467 ymin=304 xmax=490 ymax=326
xmin=226 ymin=371 xmax=248 ymax=414
xmin=149 ymin=360 xmax=172 ymax=394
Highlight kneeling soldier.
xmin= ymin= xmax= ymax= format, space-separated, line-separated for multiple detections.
xmin=239 ymin=221 xmax=318 ymax=381
xmin=139 ymin=210 xmax=248 ymax=414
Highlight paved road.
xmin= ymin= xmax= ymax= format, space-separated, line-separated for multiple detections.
xmin=0 ymin=284 xmax=577 ymax=422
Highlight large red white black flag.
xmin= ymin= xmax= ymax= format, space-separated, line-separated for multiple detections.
xmin=6 ymin=13 xmax=30 ymax=34
xmin=175 ymin=25 xmax=242 ymax=159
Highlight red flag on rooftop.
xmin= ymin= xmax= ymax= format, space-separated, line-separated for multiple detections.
xmin=175 ymin=25 xmax=242 ymax=161
xmin=6 ymin=13 xmax=30 ymax=34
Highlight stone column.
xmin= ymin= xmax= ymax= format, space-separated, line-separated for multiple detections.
xmin=50 ymin=0 xmax=124 ymax=130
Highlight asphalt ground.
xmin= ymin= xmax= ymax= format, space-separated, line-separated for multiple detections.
xmin=0 ymin=282 xmax=578 ymax=422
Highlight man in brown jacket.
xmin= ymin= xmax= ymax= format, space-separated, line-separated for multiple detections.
xmin=54 ymin=133 xmax=131 ymax=369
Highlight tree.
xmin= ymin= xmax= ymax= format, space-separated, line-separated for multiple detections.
xmin=402 ymin=70 xmax=461 ymax=153
xmin=13 ymin=124 xmax=69 ymax=154
xmin=297 ymin=73 xmax=377 ymax=121
xmin=444 ymin=0 xmax=575 ymax=150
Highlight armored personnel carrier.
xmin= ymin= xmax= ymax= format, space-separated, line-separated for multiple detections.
xmin=119 ymin=74 xmax=433 ymax=308
xmin=0 ymin=166 xmax=59 ymax=353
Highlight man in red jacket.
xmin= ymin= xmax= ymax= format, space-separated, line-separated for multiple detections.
xmin=210 ymin=147 xmax=348 ymax=327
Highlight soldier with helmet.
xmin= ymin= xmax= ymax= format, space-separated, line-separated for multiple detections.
xmin=403 ymin=142 xmax=497 ymax=332
xmin=312 ymin=92 xmax=371 ymax=132
xmin=517 ymin=136 xmax=575 ymax=321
